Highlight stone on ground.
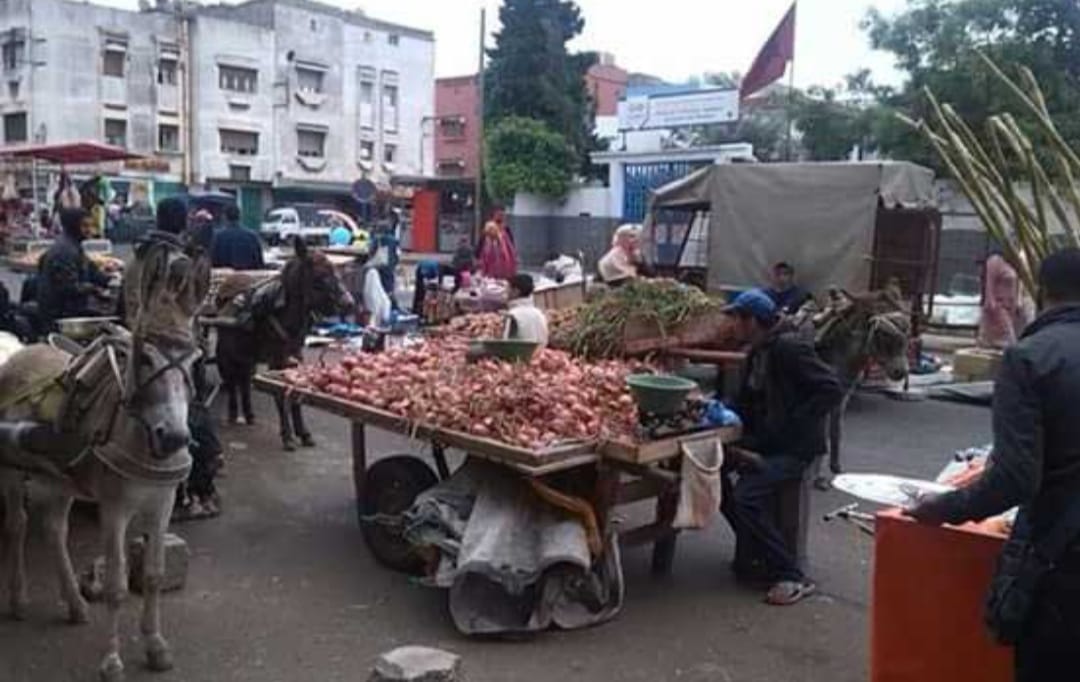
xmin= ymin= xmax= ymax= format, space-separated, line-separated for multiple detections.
xmin=369 ymin=646 xmax=463 ymax=682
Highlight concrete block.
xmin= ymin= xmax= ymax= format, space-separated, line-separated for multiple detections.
xmin=369 ymin=646 xmax=464 ymax=682
xmin=128 ymin=533 xmax=189 ymax=594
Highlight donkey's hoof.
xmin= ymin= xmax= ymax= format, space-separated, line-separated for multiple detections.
xmin=99 ymin=654 xmax=124 ymax=682
xmin=146 ymin=644 xmax=174 ymax=672
xmin=299 ymin=433 xmax=316 ymax=448
xmin=67 ymin=599 xmax=90 ymax=625
xmin=282 ymin=437 xmax=297 ymax=452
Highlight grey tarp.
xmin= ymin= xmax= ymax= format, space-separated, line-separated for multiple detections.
xmin=647 ymin=162 xmax=935 ymax=294
xmin=403 ymin=460 xmax=624 ymax=636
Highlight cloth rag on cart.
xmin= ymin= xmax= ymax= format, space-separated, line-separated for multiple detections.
xmin=403 ymin=459 xmax=624 ymax=635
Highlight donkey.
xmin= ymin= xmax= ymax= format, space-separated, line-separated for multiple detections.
xmin=0 ymin=328 xmax=199 ymax=681
xmin=215 ymin=240 xmax=353 ymax=449
xmin=799 ymin=288 xmax=912 ymax=489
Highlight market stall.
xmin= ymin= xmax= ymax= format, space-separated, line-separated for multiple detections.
xmin=253 ymin=338 xmax=741 ymax=584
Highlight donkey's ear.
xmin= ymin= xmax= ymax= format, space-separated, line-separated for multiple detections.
xmin=293 ymin=236 xmax=309 ymax=260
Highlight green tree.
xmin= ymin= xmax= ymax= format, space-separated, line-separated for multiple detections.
xmin=485 ymin=117 xmax=576 ymax=202
xmin=864 ymin=0 xmax=1080 ymax=166
xmin=485 ymin=0 xmax=595 ymax=164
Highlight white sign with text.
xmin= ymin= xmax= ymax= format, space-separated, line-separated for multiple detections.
xmin=617 ymin=89 xmax=740 ymax=131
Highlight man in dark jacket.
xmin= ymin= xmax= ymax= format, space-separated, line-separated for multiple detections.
xmin=721 ymin=288 xmax=843 ymax=605
xmin=210 ymin=204 xmax=264 ymax=270
xmin=908 ymin=248 xmax=1080 ymax=682
xmin=36 ymin=207 xmax=110 ymax=328
xmin=765 ymin=261 xmax=813 ymax=315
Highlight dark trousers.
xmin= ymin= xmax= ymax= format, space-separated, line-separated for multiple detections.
xmin=1015 ymin=555 xmax=1080 ymax=682
xmin=720 ymin=455 xmax=808 ymax=582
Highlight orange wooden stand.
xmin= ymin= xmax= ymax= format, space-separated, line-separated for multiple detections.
xmin=871 ymin=510 xmax=1012 ymax=682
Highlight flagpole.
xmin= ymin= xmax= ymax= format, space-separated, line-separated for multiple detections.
xmin=785 ymin=3 xmax=797 ymax=162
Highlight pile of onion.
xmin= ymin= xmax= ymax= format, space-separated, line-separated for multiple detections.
xmin=281 ymin=339 xmax=645 ymax=450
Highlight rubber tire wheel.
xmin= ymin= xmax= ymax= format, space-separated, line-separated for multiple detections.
xmin=360 ymin=455 xmax=439 ymax=575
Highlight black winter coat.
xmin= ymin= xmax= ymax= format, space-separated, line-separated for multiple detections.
xmin=736 ymin=322 xmax=844 ymax=461
xmin=934 ymin=304 xmax=1080 ymax=539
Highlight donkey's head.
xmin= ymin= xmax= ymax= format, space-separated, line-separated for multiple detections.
xmin=283 ymin=238 xmax=354 ymax=318
xmin=116 ymin=336 xmax=200 ymax=460
xmin=855 ymin=289 xmax=911 ymax=382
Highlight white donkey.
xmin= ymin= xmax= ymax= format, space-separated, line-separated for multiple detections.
xmin=0 ymin=327 xmax=198 ymax=682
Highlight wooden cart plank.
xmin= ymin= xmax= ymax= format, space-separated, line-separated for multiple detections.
xmin=602 ymin=425 xmax=741 ymax=464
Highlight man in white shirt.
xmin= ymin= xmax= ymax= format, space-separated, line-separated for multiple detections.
xmin=504 ymin=274 xmax=549 ymax=347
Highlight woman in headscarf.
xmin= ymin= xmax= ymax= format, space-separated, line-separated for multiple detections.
xmin=978 ymin=252 xmax=1031 ymax=348
xmin=477 ymin=208 xmax=517 ymax=280
xmin=598 ymin=223 xmax=643 ymax=285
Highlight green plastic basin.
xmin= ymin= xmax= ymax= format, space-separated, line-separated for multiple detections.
xmin=626 ymin=373 xmax=698 ymax=415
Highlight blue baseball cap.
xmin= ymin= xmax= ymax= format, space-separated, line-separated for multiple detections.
xmin=724 ymin=288 xmax=778 ymax=322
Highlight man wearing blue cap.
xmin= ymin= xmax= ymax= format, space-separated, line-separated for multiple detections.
xmin=722 ymin=288 xmax=843 ymax=605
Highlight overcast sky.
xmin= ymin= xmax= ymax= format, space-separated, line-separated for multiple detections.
xmin=94 ymin=0 xmax=909 ymax=88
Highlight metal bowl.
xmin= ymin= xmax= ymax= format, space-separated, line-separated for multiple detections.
xmin=56 ymin=316 xmax=119 ymax=341
xmin=478 ymin=338 xmax=540 ymax=363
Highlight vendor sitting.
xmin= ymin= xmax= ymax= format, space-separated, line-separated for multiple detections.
xmin=503 ymin=274 xmax=548 ymax=347
xmin=598 ymin=224 xmax=644 ymax=286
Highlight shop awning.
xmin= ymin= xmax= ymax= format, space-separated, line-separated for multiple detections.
xmin=0 ymin=141 xmax=144 ymax=165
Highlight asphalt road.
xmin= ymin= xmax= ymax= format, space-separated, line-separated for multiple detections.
xmin=0 ymin=380 xmax=991 ymax=682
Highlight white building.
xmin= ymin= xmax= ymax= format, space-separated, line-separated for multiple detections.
xmin=0 ymin=0 xmax=435 ymax=225
xmin=0 ymin=0 xmax=188 ymax=204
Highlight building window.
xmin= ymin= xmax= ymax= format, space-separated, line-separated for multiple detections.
xmin=382 ymin=82 xmax=398 ymax=132
xmin=3 ymin=112 xmax=27 ymax=143
xmin=229 ymin=165 xmax=252 ymax=182
xmin=297 ymin=129 xmax=326 ymax=158
xmin=103 ymin=46 xmax=126 ymax=78
xmin=220 ymin=128 xmax=258 ymax=156
xmin=437 ymin=159 xmax=465 ymax=177
xmin=2 ymin=39 xmax=24 ymax=71
xmin=219 ymin=65 xmax=257 ymax=94
xmin=388 ymin=34 xmax=400 ymax=46
xmin=358 ymin=66 xmax=376 ymax=129
xmin=383 ymin=143 xmax=397 ymax=165
xmin=104 ymin=119 xmax=127 ymax=147
xmin=359 ymin=139 xmax=374 ymax=161
xmin=440 ymin=116 xmax=466 ymax=139
xmin=363 ymin=31 xmax=373 ymax=43
xmin=296 ymin=66 xmax=324 ymax=94
xmin=158 ymin=58 xmax=178 ymax=86
xmin=158 ymin=123 xmax=179 ymax=152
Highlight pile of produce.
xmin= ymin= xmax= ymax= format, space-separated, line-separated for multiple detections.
xmin=563 ymin=279 xmax=722 ymax=359
xmin=443 ymin=313 xmax=504 ymax=339
xmin=443 ymin=309 xmax=580 ymax=345
xmin=280 ymin=338 xmax=647 ymax=450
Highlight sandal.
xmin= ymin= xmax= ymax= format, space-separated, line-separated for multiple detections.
xmin=765 ymin=580 xmax=816 ymax=606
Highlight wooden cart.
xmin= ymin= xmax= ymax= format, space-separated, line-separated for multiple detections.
xmin=254 ymin=373 xmax=740 ymax=575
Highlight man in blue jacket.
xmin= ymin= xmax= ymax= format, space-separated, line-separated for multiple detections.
xmin=211 ymin=204 xmax=264 ymax=270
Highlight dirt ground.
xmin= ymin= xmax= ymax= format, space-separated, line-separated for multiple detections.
xmin=0 ymin=385 xmax=991 ymax=682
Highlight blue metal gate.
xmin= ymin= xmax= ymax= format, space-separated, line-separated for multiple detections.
xmin=623 ymin=161 xmax=710 ymax=265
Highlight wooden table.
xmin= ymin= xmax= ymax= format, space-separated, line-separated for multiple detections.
xmin=254 ymin=373 xmax=740 ymax=575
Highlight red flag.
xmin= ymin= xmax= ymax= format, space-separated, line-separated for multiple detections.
xmin=740 ymin=3 xmax=796 ymax=100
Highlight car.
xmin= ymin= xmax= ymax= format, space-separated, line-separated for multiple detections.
xmin=260 ymin=205 xmax=334 ymax=245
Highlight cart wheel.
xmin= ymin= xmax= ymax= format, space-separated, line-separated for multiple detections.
xmin=360 ymin=455 xmax=438 ymax=575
